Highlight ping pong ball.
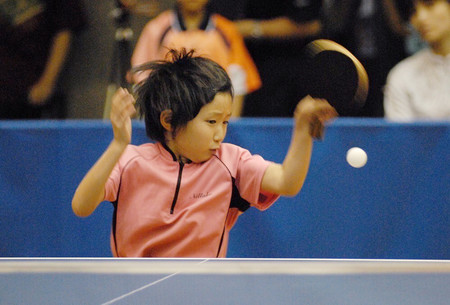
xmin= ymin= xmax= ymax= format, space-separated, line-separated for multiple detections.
xmin=346 ymin=147 xmax=367 ymax=168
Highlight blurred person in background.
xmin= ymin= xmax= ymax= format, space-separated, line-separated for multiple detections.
xmin=130 ymin=0 xmax=261 ymax=117
xmin=383 ymin=0 xmax=450 ymax=121
xmin=0 ymin=0 xmax=87 ymax=119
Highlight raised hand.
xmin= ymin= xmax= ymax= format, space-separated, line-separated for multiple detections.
xmin=294 ymin=96 xmax=338 ymax=139
xmin=110 ymin=88 xmax=136 ymax=146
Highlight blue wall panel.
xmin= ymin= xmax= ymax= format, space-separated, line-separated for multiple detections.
xmin=0 ymin=119 xmax=448 ymax=258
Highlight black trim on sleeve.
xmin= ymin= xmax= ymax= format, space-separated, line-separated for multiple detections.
xmin=111 ymin=180 xmax=122 ymax=257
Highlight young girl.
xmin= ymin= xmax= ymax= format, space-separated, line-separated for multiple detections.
xmin=72 ymin=49 xmax=337 ymax=258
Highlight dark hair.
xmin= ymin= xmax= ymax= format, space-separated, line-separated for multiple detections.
xmin=132 ymin=49 xmax=233 ymax=143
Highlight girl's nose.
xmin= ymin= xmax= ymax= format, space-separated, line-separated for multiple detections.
xmin=214 ymin=125 xmax=226 ymax=142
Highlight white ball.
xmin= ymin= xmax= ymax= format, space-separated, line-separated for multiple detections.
xmin=346 ymin=147 xmax=367 ymax=168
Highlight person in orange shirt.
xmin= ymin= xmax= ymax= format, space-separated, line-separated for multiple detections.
xmin=130 ymin=0 xmax=261 ymax=117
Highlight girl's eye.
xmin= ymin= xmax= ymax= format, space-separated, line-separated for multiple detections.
xmin=223 ymin=121 xmax=229 ymax=125
xmin=207 ymin=120 xmax=216 ymax=124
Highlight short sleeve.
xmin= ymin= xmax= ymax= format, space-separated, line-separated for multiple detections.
xmin=104 ymin=145 xmax=139 ymax=202
xmin=104 ymin=162 xmax=122 ymax=202
xmin=232 ymin=147 xmax=280 ymax=210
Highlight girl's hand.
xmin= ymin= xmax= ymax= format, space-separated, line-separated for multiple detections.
xmin=110 ymin=88 xmax=136 ymax=146
xmin=294 ymin=96 xmax=338 ymax=138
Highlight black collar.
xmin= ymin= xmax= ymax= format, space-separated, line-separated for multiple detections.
xmin=161 ymin=142 xmax=192 ymax=164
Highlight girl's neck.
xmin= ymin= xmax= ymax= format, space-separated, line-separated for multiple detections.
xmin=180 ymin=10 xmax=205 ymax=30
xmin=163 ymin=141 xmax=191 ymax=164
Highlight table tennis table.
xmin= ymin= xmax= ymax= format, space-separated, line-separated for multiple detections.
xmin=1 ymin=258 xmax=449 ymax=305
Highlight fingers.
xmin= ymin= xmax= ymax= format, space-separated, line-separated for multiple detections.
xmin=110 ymin=88 xmax=136 ymax=145
xmin=110 ymin=88 xmax=136 ymax=124
xmin=309 ymin=117 xmax=324 ymax=140
xmin=295 ymin=96 xmax=337 ymax=122
xmin=314 ymin=99 xmax=339 ymax=124
xmin=295 ymin=96 xmax=338 ymax=139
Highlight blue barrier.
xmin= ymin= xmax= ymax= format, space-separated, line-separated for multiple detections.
xmin=0 ymin=118 xmax=448 ymax=258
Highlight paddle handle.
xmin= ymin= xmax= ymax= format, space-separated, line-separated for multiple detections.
xmin=309 ymin=118 xmax=324 ymax=140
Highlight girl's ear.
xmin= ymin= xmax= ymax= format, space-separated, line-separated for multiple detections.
xmin=160 ymin=110 xmax=173 ymax=132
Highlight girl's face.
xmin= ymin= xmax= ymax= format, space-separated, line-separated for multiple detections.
xmin=167 ymin=92 xmax=232 ymax=163
xmin=411 ymin=1 xmax=450 ymax=45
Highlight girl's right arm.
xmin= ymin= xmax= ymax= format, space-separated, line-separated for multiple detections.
xmin=72 ymin=88 xmax=136 ymax=217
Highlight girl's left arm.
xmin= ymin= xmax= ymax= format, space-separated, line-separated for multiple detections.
xmin=260 ymin=96 xmax=337 ymax=196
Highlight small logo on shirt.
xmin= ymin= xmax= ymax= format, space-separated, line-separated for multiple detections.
xmin=193 ymin=192 xmax=211 ymax=199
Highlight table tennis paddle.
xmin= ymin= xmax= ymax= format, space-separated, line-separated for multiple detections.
xmin=303 ymin=39 xmax=369 ymax=139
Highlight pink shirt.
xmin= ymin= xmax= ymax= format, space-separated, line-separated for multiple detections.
xmin=104 ymin=142 xmax=279 ymax=257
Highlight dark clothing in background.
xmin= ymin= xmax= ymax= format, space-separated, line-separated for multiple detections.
xmin=322 ymin=0 xmax=407 ymax=117
xmin=0 ymin=0 xmax=86 ymax=119
xmin=211 ymin=0 xmax=322 ymax=117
